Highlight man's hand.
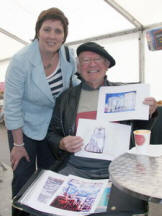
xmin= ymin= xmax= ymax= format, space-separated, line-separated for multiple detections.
xmin=10 ymin=146 xmax=30 ymax=170
xmin=143 ymin=97 xmax=157 ymax=116
xmin=59 ymin=135 xmax=83 ymax=153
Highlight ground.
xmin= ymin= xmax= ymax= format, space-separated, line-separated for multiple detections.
xmin=0 ymin=123 xmax=12 ymax=216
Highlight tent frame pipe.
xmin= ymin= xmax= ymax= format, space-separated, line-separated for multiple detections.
xmin=104 ymin=0 xmax=143 ymax=29
xmin=66 ymin=28 xmax=139 ymax=46
xmin=138 ymin=31 xmax=145 ymax=83
xmin=0 ymin=27 xmax=28 ymax=46
xmin=104 ymin=0 xmax=144 ymax=83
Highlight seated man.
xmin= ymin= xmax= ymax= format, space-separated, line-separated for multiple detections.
xmin=47 ymin=42 xmax=157 ymax=215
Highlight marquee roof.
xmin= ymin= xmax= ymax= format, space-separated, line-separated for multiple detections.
xmin=0 ymin=0 xmax=162 ymax=61
xmin=0 ymin=0 xmax=162 ymax=99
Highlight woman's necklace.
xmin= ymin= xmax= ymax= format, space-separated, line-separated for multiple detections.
xmin=44 ymin=63 xmax=52 ymax=70
xmin=42 ymin=51 xmax=58 ymax=71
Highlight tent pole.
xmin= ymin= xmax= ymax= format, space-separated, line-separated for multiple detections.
xmin=104 ymin=0 xmax=142 ymax=29
xmin=0 ymin=27 xmax=28 ymax=45
xmin=138 ymin=31 xmax=145 ymax=83
xmin=66 ymin=28 xmax=138 ymax=46
xmin=104 ymin=0 xmax=145 ymax=84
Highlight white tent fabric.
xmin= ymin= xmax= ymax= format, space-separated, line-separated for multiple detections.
xmin=0 ymin=0 xmax=162 ymax=100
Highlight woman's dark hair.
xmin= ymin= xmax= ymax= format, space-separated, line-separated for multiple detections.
xmin=33 ymin=7 xmax=69 ymax=43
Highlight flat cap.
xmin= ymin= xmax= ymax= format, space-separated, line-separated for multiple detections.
xmin=77 ymin=42 xmax=115 ymax=68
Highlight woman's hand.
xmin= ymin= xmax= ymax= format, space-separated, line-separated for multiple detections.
xmin=10 ymin=146 xmax=30 ymax=171
xmin=59 ymin=135 xmax=83 ymax=153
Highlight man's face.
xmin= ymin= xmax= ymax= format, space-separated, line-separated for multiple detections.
xmin=78 ymin=51 xmax=110 ymax=88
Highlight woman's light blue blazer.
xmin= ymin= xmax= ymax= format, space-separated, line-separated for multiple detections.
xmin=4 ymin=39 xmax=79 ymax=140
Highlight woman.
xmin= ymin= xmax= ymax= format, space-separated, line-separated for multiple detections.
xmin=4 ymin=8 xmax=79 ymax=216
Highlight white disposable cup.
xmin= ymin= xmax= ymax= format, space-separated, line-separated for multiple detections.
xmin=133 ymin=129 xmax=151 ymax=155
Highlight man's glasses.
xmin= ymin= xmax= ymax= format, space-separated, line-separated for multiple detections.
xmin=80 ymin=57 xmax=104 ymax=65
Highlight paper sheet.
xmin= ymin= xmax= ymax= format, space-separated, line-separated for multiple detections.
xmin=97 ymin=84 xmax=150 ymax=121
xmin=75 ymin=118 xmax=131 ymax=161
